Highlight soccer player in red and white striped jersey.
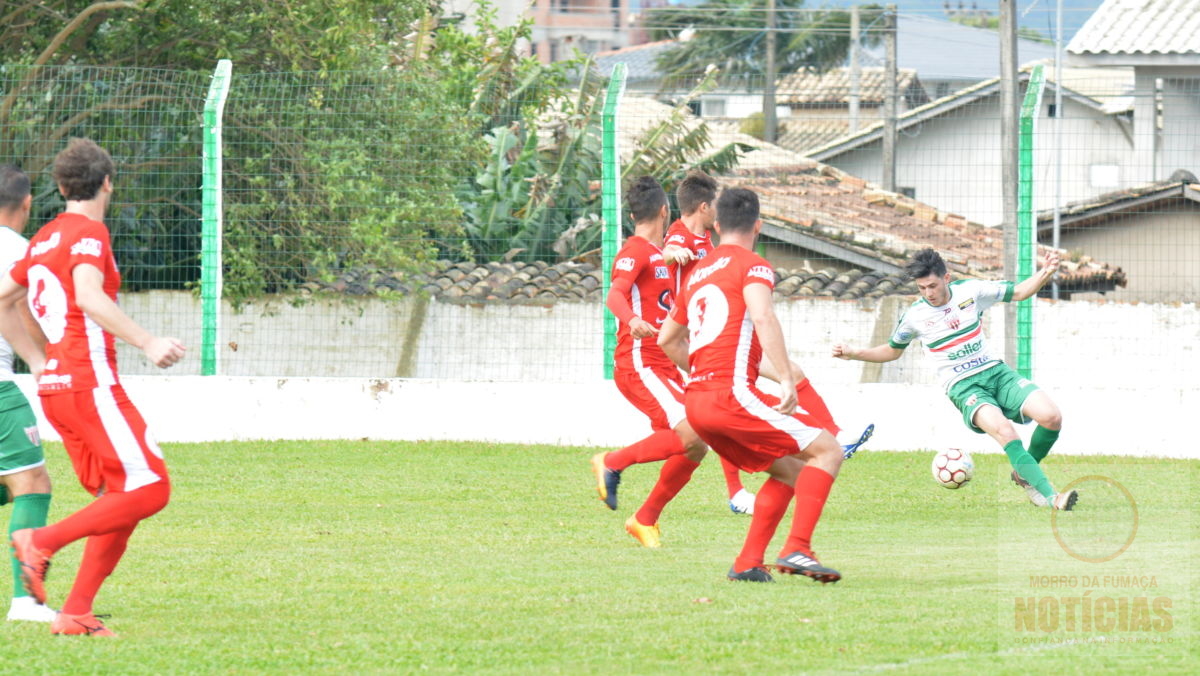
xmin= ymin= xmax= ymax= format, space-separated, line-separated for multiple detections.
xmin=659 ymin=188 xmax=846 ymax=583
xmin=0 ymin=138 xmax=185 ymax=636
xmin=591 ymin=176 xmax=706 ymax=548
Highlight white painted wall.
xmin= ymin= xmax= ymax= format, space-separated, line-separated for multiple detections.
xmin=14 ymin=376 xmax=1191 ymax=458
xmin=60 ymin=291 xmax=1198 ymax=457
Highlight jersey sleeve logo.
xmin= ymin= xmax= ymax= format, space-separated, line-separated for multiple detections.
xmin=747 ymin=265 xmax=774 ymax=283
xmin=70 ymin=237 xmax=104 ymax=257
xmin=615 ymin=257 xmax=635 ymax=272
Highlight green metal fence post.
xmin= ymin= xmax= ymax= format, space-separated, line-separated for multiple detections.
xmin=600 ymin=64 xmax=627 ymax=380
xmin=1016 ymin=64 xmax=1045 ymax=379
xmin=201 ymin=60 xmax=233 ymax=376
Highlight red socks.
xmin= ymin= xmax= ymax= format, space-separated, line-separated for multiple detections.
xmin=796 ymin=379 xmax=841 ymax=436
xmin=733 ymin=478 xmax=793 ymax=572
xmin=61 ymin=528 xmax=134 ymax=615
xmin=782 ymin=466 xmax=835 ymax=557
xmin=33 ymin=481 xmax=170 ymax=554
xmin=635 ymin=454 xmax=701 ymax=525
xmin=604 ymin=430 xmax=686 ymax=471
xmin=719 ymin=456 xmax=744 ymax=498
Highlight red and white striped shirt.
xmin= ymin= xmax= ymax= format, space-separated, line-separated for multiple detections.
xmin=670 ymin=245 xmax=775 ymax=391
xmin=12 ymin=213 xmax=122 ymax=394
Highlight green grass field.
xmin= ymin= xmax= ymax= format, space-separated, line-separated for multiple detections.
xmin=3 ymin=440 xmax=1196 ymax=674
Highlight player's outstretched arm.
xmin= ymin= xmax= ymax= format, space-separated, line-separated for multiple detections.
xmin=661 ymin=244 xmax=695 ymax=265
xmin=1011 ymin=249 xmax=1061 ymax=302
xmin=657 ymin=317 xmax=689 ymax=371
xmin=744 ymin=283 xmax=796 ymax=414
xmin=832 ymin=343 xmax=904 ymax=363
xmin=73 ymin=263 xmax=185 ymax=368
xmin=0 ymin=272 xmax=45 ymax=376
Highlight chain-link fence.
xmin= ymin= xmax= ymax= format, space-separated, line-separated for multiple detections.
xmin=1 ymin=37 xmax=1196 ymax=386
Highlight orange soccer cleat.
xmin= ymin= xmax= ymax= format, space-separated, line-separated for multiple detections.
xmin=51 ymin=612 xmax=117 ymax=637
xmin=624 ymin=515 xmax=661 ymax=548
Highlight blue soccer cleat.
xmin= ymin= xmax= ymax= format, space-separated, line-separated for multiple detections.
xmin=842 ymin=423 xmax=875 ymax=460
xmin=590 ymin=452 xmax=621 ymax=510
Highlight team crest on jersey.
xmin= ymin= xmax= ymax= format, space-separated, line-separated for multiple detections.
xmin=70 ymin=237 xmax=103 ymax=257
xmin=615 ymin=257 xmax=635 ymax=272
xmin=654 ymin=266 xmax=669 ymax=279
xmin=657 ymin=289 xmax=672 ymax=313
xmin=23 ymin=425 xmax=39 ymax=447
xmin=947 ymin=316 xmax=960 ymax=330
xmin=696 ymin=248 xmax=707 ymax=259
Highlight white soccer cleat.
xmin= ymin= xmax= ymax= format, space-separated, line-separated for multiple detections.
xmin=1011 ymin=470 xmax=1047 ymax=506
xmin=729 ymin=488 xmax=756 ymax=515
xmin=6 ymin=596 xmax=57 ymax=622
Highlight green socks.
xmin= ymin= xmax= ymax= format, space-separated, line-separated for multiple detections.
xmin=1003 ymin=441 xmax=1054 ymax=499
xmin=1028 ymin=426 xmax=1060 ymax=464
xmin=8 ymin=493 xmax=50 ymax=599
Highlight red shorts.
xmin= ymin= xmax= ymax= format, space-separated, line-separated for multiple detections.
xmin=614 ymin=363 xmax=687 ymax=431
xmin=685 ymin=384 xmax=825 ymax=472
xmin=41 ymin=385 xmax=169 ymax=496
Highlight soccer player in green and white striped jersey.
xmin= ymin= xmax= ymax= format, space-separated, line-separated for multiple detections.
xmin=832 ymin=247 xmax=1077 ymax=510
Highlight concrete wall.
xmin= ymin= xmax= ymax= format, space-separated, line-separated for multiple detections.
xmin=117 ymin=291 xmax=1195 ymax=390
xmin=88 ymin=290 xmax=1196 ymax=456
xmin=15 ymin=376 xmax=1193 ymax=458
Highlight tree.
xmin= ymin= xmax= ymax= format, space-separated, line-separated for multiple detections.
xmin=645 ymin=0 xmax=885 ymax=85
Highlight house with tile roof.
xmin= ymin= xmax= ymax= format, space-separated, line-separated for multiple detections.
xmin=1068 ymin=0 xmax=1200 ymax=186
xmin=1037 ymin=177 xmax=1200 ymax=302
xmin=806 ymin=70 xmax=1138 ymax=227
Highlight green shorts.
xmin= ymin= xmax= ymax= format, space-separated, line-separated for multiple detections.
xmin=0 ymin=381 xmax=44 ymax=476
xmin=946 ymin=363 xmax=1039 ymax=434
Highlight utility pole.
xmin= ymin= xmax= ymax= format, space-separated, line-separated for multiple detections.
xmin=882 ymin=5 xmax=897 ymax=192
xmin=849 ymin=4 xmax=860 ymax=134
xmin=1000 ymin=0 xmax=1018 ymax=364
xmin=764 ymin=0 xmax=778 ymax=143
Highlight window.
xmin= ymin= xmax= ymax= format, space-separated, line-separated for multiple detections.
xmin=1047 ymin=103 xmax=1058 ymax=118
xmin=1090 ymin=164 xmax=1120 ymax=189
xmin=703 ymin=98 xmax=726 ymax=117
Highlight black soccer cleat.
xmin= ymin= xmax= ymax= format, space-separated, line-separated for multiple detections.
xmin=728 ymin=566 xmax=774 ymax=582
xmin=775 ymin=551 xmax=841 ymax=584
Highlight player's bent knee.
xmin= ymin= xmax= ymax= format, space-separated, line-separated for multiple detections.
xmin=684 ymin=445 xmax=707 ymax=462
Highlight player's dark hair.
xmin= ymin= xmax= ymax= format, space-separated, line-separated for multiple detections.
xmin=52 ymin=138 xmax=114 ymax=201
xmin=676 ymin=170 xmax=718 ymax=216
xmin=0 ymin=165 xmax=30 ymax=211
xmin=905 ymin=248 xmax=948 ymax=280
xmin=625 ymin=175 xmax=667 ymax=224
xmin=715 ymin=187 xmax=759 ymax=233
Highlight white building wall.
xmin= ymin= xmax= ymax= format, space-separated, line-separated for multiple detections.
xmin=825 ymin=95 xmax=1134 ymax=226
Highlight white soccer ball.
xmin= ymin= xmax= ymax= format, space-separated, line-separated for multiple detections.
xmin=931 ymin=448 xmax=974 ymax=489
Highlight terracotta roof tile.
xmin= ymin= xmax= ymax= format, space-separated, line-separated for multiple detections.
xmin=722 ymin=166 xmax=1127 ymax=294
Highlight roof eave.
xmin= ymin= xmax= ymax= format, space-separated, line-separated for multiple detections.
xmin=759 ymin=221 xmax=905 ymax=275
xmin=1067 ymin=52 xmax=1200 ymax=68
